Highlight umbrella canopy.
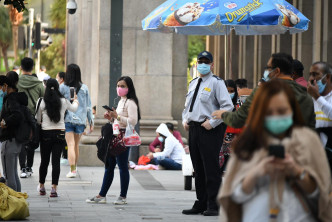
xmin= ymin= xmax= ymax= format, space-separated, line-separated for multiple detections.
xmin=142 ymin=0 xmax=309 ymax=35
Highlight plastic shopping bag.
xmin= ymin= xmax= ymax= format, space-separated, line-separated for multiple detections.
xmin=123 ymin=120 xmax=141 ymax=147
xmin=0 ymin=183 xmax=30 ymax=220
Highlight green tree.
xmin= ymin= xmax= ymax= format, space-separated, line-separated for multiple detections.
xmin=0 ymin=6 xmax=12 ymax=72
xmin=188 ymin=35 xmax=206 ymax=68
xmin=40 ymin=0 xmax=66 ymax=77
xmin=49 ymin=0 xmax=66 ymax=29
xmin=40 ymin=34 xmax=65 ymax=78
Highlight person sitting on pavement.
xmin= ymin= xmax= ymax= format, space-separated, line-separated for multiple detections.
xmin=149 ymin=122 xmax=184 ymax=153
xmin=147 ymin=123 xmax=185 ymax=170
xmin=212 ymin=53 xmax=315 ymax=129
xmin=218 ymin=79 xmax=332 ymax=221
xmin=307 ymin=61 xmax=332 ymax=175
xmin=292 ymin=59 xmax=307 ymax=88
xmin=36 ymin=79 xmax=79 ymax=197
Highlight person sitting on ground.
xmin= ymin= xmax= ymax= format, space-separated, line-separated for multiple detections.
xmin=149 ymin=122 xmax=184 ymax=153
xmin=292 ymin=59 xmax=307 ymax=88
xmin=235 ymin=79 xmax=253 ymax=106
xmin=218 ymin=79 xmax=332 ymax=221
xmin=147 ymin=123 xmax=185 ymax=170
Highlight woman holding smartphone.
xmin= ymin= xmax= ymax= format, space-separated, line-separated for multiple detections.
xmin=36 ymin=79 xmax=79 ymax=197
xmin=86 ymin=76 xmax=140 ymax=205
xmin=59 ymin=64 xmax=94 ymax=178
xmin=218 ymin=79 xmax=332 ymax=221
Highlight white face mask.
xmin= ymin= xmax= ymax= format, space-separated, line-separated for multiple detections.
xmin=263 ymin=69 xmax=275 ymax=82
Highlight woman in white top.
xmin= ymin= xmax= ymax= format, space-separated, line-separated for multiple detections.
xmin=86 ymin=76 xmax=140 ymax=205
xmin=218 ymin=79 xmax=332 ymax=222
xmin=147 ymin=123 xmax=185 ymax=170
xmin=36 ymin=79 xmax=79 ymax=197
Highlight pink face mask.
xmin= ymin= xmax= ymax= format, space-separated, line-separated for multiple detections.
xmin=117 ymin=87 xmax=128 ymax=97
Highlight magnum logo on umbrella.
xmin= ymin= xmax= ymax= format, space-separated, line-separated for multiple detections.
xmin=163 ymin=2 xmax=204 ymax=26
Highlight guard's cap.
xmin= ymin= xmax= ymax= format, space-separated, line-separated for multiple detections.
xmin=197 ymin=51 xmax=213 ymax=63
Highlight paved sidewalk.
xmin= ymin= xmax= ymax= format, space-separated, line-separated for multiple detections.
xmin=14 ymin=152 xmax=219 ymax=222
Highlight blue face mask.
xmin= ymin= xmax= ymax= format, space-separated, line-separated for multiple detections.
xmin=0 ymin=90 xmax=6 ymax=98
xmin=197 ymin=64 xmax=211 ymax=75
xmin=158 ymin=136 xmax=164 ymax=143
xmin=229 ymin=93 xmax=235 ymax=99
xmin=264 ymin=114 xmax=293 ymax=135
xmin=263 ymin=69 xmax=275 ymax=82
xmin=317 ymin=75 xmax=327 ymax=94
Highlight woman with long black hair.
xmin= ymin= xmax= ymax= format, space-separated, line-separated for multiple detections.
xmin=37 ymin=79 xmax=79 ymax=197
xmin=59 ymin=64 xmax=94 ymax=178
xmin=86 ymin=76 xmax=140 ymax=205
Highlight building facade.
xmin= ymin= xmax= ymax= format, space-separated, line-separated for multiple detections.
xmin=207 ymin=0 xmax=332 ymax=88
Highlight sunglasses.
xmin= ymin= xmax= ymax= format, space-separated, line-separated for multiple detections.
xmin=198 ymin=60 xmax=211 ymax=64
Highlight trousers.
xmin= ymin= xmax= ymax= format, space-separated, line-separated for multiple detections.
xmin=189 ymin=123 xmax=225 ymax=211
xmin=1 ymin=139 xmax=23 ymax=192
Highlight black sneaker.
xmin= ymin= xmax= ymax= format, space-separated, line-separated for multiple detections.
xmin=203 ymin=209 xmax=219 ymax=216
xmin=182 ymin=208 xmax=205 ymax=215
xmin=0 ymin=177 xmax=5 ymax=183
xmin=26 ymin=167 xmax=33 ymax=177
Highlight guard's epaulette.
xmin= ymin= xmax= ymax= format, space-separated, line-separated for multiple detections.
xmin=189 ymin=77 xmax=198 ymax=84
xmin=213 ymin=75 xmax=223 ymax=80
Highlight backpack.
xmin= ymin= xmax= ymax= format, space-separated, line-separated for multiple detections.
xmin=15 ymin=105 xmax=36 ymax=144
xmin=96 ymin=123 xmax=113 ymax=163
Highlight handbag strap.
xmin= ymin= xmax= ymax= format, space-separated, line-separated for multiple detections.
xmin=26 ymin=89 xmax=36 ymax=108
xmin=35 ymin=98 xmax=43 ymax=116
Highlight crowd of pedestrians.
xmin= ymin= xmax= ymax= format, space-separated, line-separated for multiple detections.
xmin=0 ymin=50 xmax=332 ymax=221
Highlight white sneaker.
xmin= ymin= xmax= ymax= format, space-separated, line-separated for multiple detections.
xmin=86 ymin=196 xmax=106 ymax=204
xmin=66 ymin=171 xmax=77 ymax=178
xmin=60 ymin=158 xmax=69 ymax=166
xmin=113 ymin=196 xmax=127 ymax=205
xmin=20 ymin=168 xmax=27 ymax=178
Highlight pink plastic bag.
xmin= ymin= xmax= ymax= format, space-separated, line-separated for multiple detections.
xmin=123 ymin=120 xmax=141 ymax=147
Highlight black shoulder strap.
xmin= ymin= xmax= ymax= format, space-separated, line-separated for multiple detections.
xmin=35 ymin=98 xmax=43 ymax=116
xmin=26 ymin=89 xmax=36 ymax=108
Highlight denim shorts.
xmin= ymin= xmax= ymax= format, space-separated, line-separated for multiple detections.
xmin=65 ymin=122 xmax=86 ymax=134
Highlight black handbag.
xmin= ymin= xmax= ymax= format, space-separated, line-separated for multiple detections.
xmin=26 ymin=94 xmax=43 ymax=150
xmin=108 ymin=129 xmax=127 ymax=157
xmin=96 ymin=123 xmax=113 ymax=163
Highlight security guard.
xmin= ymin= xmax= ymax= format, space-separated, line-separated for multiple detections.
xmin=182 ymin=51 xmax=233 ymax=216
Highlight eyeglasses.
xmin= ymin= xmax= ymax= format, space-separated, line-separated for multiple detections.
xmin=198 ymin=60 xmax=211 ymax=64
xmin=264 ymin=66 xmax=276 ymax=70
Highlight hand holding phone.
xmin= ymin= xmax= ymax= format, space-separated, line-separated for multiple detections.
xmin=268 ymin=145 xmax=285 ymax=159
xmin=102 ymin=105 xmax=112 ymax=111
xmin=70 ymin=87 xmax=75 ymax=101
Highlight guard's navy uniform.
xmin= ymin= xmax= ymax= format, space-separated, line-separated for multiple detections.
xmin=182 ymin=72 xmax=233 ymax=211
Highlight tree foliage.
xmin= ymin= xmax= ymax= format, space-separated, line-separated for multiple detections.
xmin=49 ymin=0 xmax=66 ymax=29
xmin=0 ymin=6 xmax=12 ymax=72
xmin=0 ymin=0 xmax=26 ymax=12
xmin=40 ymin=34 xmax=65 ymax=78
xmin=188 ymin=35 xmax=206 ymax=68
xmin=40 ymin=0 xmax=66 ymax=77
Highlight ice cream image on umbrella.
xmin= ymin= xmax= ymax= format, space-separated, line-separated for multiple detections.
xmin=276 ymin=3 xmax=300 ymax=27
xmin=163 ymin=2 xmax=204 ymax=26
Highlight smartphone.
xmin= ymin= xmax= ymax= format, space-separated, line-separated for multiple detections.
xmin=102 ymin=105 xmax=113 ymax=111
xmin=268 ymin=145 xmax=285 ymax=159
xmin=70 ymin=87 xmax=75 ymax=100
